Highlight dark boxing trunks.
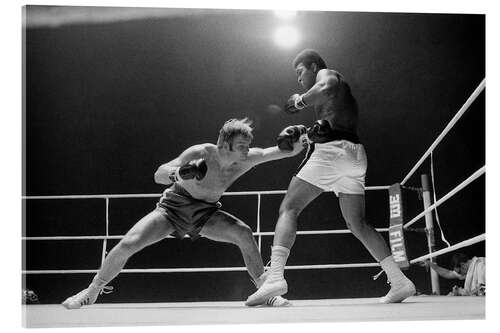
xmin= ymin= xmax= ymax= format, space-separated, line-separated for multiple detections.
xmin=155 ymin=183 xmax=221 ymax=240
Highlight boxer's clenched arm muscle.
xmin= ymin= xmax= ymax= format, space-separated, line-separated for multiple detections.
xmin=300 ymin=69 xmax=340 ymax=106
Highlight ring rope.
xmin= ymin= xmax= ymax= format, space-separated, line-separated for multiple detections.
xmin=22 ymin=262 xmax=382 ymax=275
xmin=403 ymin=165 xmax=485 ymax=229
xmin=401 ymin=78 xmax=485 ymax=185
xmin=21 ymin=186 xmax=390 ymax=200
xmin=21 ymin=228 xmax=391 ymax=241
xmin=409 ymin=233 xmax=485 ymax=264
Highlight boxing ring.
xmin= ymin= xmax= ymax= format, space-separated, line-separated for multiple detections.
xmin=22 ymin=79 xmax=485 ymax=327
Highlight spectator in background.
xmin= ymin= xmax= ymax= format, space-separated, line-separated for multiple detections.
xmin=419 ymin=253 xmax=485 ymax=296
xmin=22 ymin=289 xmax=40 ymax=304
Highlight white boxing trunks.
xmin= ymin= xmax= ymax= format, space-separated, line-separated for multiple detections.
xmin=296 ymin=140 xmax=367 ymax=196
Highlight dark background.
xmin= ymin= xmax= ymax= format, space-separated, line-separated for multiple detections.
xmin=23 ymin=7 xmax=485 ymax=304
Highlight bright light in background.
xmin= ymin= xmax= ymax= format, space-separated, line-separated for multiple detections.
xmin=273 ymin=11 xmax=297 ymax=20
xmin=274 ymin=25 xmax=300 ymax=49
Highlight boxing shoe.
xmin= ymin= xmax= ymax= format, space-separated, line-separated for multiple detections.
xmin=62 ymin=278 xmax=112 ymax=309
xmin=379 ymin=277 xmax=416 ymax=303
xmin=251 ymin=270 xmax=291 ymax=307
xmin=265 ymin=295 xmax=292 ymax=307
xmin=246 ymin=278 xmax=288 ymax=306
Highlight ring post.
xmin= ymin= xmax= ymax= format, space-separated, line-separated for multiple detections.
xmin=421 ymin=174 xmax=440 ymax=295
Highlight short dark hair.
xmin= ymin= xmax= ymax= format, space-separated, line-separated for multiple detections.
xmin=292 ymin=49 xmax=327 ymax=70
xmin=450 ymin=253 xmax=469 ymax=270
xmin=217 ymin=118 xmax=254 ymax=148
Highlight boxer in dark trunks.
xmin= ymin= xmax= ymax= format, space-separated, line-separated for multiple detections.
xmin=246 ymin=49 xmax=415 ymax=306
xmin=62 ymin=118 xmax=305 ymax=309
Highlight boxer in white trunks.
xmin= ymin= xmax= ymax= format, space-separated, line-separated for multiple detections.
xmin=247 ymin=49 xmax=416 ymax=306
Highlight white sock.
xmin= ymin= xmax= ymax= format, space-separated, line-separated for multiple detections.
xmin=380 ymin=256 xmax=406 ymax=284
xmin=267 ymin=245 xmax=290 ymax=282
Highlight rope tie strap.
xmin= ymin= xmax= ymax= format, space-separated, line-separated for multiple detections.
xmin=100 ymin=285 xmax=114 ymax=295
xmin=401 ymin=185 xmax=423 ymax=200
xmin=372 ymin=270 xmax=384 ymax=280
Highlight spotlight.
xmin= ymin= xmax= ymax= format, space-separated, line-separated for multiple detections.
xmin=274 ymin=25 xmax=300 ymax=49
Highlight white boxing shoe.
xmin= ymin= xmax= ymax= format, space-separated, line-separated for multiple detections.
xmin=62 ymin=280 xmax=112 ymax=310
xmin=246 ymin=278 xmax=288 ymax=306
xmin=265 ymin=295 xmax=292 ymax=307
xmin=379 ymin=277 xmax=416 ymax=303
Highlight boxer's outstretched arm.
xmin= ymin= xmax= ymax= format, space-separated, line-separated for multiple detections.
xmin=245 ymin=141 xmax=304 ymax=167
xmin=426 ymin=262 xmax=465 ymax=280
xmin=154 ymin=144 xmax=208 ymax=185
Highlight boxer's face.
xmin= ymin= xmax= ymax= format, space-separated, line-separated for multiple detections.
xmin=226 ymin=135 xmax=251 ymax=161
xmin=458 ymin=262 xmax=469 ymax=275
xmin=295 ymin=62 xmax=317 ymax=90
xmin=454 ymin=262 xmax=469 ymax=275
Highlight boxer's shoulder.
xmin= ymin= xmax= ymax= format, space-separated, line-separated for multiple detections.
xmin=190 ymin=143 xmax=216 ymax=157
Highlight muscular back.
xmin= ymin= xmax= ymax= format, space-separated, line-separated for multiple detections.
xmin=316 ymin=70 xmax=358 ymax=134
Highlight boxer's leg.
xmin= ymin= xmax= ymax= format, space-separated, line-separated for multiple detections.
xmin=62 ymin=210 xmax=175 ymax=309
xmin=200 ymin=211 xmax=291 ymax=306
xmin=273 ymin=177 xmax=323 ymax=249
xmin=246 ymin=176 xmax=322 ymax=306
xmin=339 ymin=193 xmax=415 ymax=303
xmin=200 ymin=210 xmax=264 ymax=281
xmin=338 ymin=193 xmax=390 ymax=261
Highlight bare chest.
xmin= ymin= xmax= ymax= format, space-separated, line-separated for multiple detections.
xmin=180 ymin=162 xmax=245 ymax=202
xmin=202 ymin=164 xmax=243 ymax=190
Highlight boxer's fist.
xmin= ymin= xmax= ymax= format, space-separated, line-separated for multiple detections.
xmin=178 ymin=159 xmax=208 ymax=181
xmin=284 ymin=94 xmax=307 ymax=114
xmin=307 ymin=120 xmax=332 ymax=143
xmin=277 ymin=125 xmax=307 ymax=151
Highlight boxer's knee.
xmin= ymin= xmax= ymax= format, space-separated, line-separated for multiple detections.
xmin=278 ymin=199 xmax=303 ymax=219
xmin=346 ymin=218 xmax=372 ymax=238
xmin=116 ymin=234 xmax=145 ymax=255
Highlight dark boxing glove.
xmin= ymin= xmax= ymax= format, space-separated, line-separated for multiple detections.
xmin=277 ymin=125 xmax=307 ymax=151
xmin=307 ymin=120 xmax=332 ymax=143
xmin=284 ymin=94 xmax=308 ymax=114
xmin=170 ymin=159 xmax=208 ymax=182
